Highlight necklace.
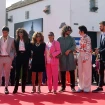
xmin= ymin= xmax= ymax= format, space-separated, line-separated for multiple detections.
xmin=36 ymin=43 xmax=40 ymax=47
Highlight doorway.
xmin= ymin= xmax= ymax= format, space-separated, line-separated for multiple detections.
xmin=87 ymin=32 xmax=97 ymax=50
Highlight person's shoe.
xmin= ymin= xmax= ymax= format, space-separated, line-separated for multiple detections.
xmin=76 ymin=89 xmax=83 ymax=93
xmin=92 ymin=87 xmax=103 ymax=93
xmin=84 ymin=91 xmax=90 ymax=93
xmin=59 ymin=88 xmax=65 ymax=92
xmin=31 ymin=87 xmax=36 ymax=93
xmin=13 ymin=88 xmax=18 ymax=94
xmin=71 ymin=88 xmax=76 ymax=92
xmin=53 ymin=90 xmax=57 ymax=94
xmin=37 ymin=86 xmax=41 ymax=94
xmin=13 ymin=90 xmax=17 ymax=94
xmin=22 ymin=90 xmax=25 ymax=93
xmin=48 ymin=90 xmax=52 ymax=93
xmin=5 ymin=87 xmax=9 ymax=94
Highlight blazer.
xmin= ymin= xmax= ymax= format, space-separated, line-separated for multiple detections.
xmin=15 ymin=39 xmax=31 ymax=59
xmin=99 ymin=34 xmax=105 ymax=61
xmin=46 ymin=40 xmax=61 ymax=65
xmin=0 ymin=36 xmax=15 ymax=60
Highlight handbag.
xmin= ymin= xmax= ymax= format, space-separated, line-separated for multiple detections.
xmin=54 ymin=41 xmax=61 ymax=58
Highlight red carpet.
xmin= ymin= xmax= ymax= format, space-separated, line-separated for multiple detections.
xmin=0 ymin=86 xmax=105 ymax=105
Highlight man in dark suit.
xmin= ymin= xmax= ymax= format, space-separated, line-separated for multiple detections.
xmin=92 ymin=21 xmax=105 ymax=92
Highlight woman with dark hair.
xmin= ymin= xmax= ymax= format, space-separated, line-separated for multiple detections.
xmin=57 ymin=25 xmax=76 ymax=92
xmin=77 ymin=25 xmax=92 ymax=93
xmin=13 ymin=28 xmax=31 ymax=94
xmin=31 ymin=32 xmax=46 ymax=93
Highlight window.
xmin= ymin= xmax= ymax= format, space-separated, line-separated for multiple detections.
xmin=8 ymin=15 xmax=13 ymax=22
xmin=90 ymin=0 xmax=98 ymax=12
xmin=25 ymin=11 xmax=29 ymax=19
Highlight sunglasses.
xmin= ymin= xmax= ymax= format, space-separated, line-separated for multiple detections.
xmin=36 ymin=35 xmax=41 ymax=38
xmin=66 ymin=29 xmax=71 ymax=32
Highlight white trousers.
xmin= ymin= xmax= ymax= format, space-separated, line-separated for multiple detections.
xmin=78 ymin=52 xmax=92 ymax=92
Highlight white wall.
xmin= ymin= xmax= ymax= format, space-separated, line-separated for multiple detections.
xmin=71 ymin=0 xmax=105 ymax=36
xmin=7 ymin=0 xmax=105 ymax=46
xmin=8 ymin=0 xmax=70 ymax=41
xmin=0 ymin=0 xmax=6 ymax=35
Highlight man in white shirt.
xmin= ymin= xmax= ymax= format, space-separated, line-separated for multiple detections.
xmin=0 ymin=26 xmax=15 ymax=94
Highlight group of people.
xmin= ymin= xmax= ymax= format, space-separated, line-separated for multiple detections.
xmin=0 ymin=21 xmax=105 ymax=94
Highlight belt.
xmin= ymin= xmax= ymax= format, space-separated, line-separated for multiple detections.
xmin=80 ymin=50 xmax=92 ymax=53
xmin=0 ymin=55 xmax=9 ymax=57
xmin=19 ymin=51 xmax=25 ymax=53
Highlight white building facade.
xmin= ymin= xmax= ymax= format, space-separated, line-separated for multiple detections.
xmin=7 ymin=0 xmax=105 ymax=48
xmin=0 ymin=0 xmax=6 ymax=35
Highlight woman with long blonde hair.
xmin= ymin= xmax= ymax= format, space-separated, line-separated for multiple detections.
xmin=31 ymin=32 xmax=46 ymax=93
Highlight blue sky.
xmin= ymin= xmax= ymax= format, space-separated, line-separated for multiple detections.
xmin=6 ymin=0 xmax=20 ymax=7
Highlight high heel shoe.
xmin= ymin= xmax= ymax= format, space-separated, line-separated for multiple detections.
xmin=37 ymin=85 xmax=41 ymax=94
xmin=31 ymin=87 xmax=36 ymax=93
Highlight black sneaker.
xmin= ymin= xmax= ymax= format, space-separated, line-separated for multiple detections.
xmin=92 ymin=87 xmax=103 ymax=93
xmin=5 ymin=87 xmax=9 ymax=94
xmin=59 ymin=88 xmax=65 ymax=92
xmin=71 ymin=88 xmax=76 ymax=92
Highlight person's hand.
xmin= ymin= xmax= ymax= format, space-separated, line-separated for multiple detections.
xmin=11 ymin=66 xmax=13 ymax=69
xmin=76 ymin=47 xmax=79 ymax=52
xmin=97 ymin=70 xmax=100 ymax=74
xmin=65 ymin=50 xmax=71 ymax=56
xmin=29 ymin=58 xmax=32 ymax=61
xmin=92 ymin=64 xmax=96 ymax=68
xmin=99 ymin=50 xmax=102 ymax=54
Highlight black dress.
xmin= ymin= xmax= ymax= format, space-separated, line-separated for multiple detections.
xmin=31 ymin=43 xmax=46 ymax=72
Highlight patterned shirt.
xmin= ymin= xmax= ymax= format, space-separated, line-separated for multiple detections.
xmin=79 ymin=34 xmax=92 ymax=60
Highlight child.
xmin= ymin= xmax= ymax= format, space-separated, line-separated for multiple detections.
xmin=95 ymin=49 xmax=100 ymax=86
